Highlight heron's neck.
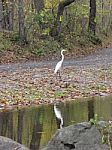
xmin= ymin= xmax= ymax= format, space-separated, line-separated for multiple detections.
xmin=61 ymin=52 xmax=64 ymax=62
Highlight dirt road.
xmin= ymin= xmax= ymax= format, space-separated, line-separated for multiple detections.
xmin=0 ymin=47 xmax=112 ymax=72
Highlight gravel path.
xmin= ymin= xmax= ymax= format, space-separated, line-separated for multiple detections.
xmin=0 ymin=47 xmax=112 ymax=72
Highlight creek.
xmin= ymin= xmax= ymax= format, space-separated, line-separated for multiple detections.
xmin=0 ymin=96 xmax=112 ymax=150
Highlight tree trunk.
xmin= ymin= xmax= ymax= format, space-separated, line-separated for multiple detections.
xmin=33 ymin=0 xmax=44 ymax=13
xmin=101 ymin=0 xmax=104 ymax=28
xmin=50 ymin=0 xmax=75 ymax=37
xmin=88 ymin=0 xmax=96 ymax=34
xmin=2 ymin=0 xmax=10 ymax=30
xmin=8 ymin=0 xmax=14 ymax=30
xmin=0 ymin=0 xmax=4 ymax=30
xmin=18 ymin=0 xmax=27 ymax=44
xmin=0 ymin=0 xmax=14 ymax=31
xmin=33 ymin=0 xmax=44 ymax=30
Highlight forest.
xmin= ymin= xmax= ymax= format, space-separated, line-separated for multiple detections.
xmin=0 ymin=1 xmax=112 ymax=149
xmin=0 ymin=0 xmax=112 ymax=62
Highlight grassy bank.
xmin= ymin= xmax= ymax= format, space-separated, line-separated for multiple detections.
xmin=0 ymin=30 xmax=112 ymax=64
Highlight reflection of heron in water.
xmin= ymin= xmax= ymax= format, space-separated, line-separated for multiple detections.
xmin=54 ymin=104 xmax=63 ymax=129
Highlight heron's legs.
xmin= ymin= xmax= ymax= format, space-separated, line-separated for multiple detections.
xmin=56 ymin=71 xmax=62 ymax=80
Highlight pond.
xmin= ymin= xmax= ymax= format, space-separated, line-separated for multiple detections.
xmin=0 ymin=96 xmax=112 ymax=150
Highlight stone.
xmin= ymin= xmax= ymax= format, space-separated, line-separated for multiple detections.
xmin=0 ymin=136 xmax=30 ymax=150
xmin=43 ymin=122 xmax=109 ymax=150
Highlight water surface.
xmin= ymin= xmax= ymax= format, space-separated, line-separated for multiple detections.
xmin=0 ymin=96 xmax=112 ymax=150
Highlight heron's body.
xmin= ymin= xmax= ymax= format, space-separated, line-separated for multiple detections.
xmin=54 ymin=49 xmax=66 ymax=75
xmin=54 ymin=60 xmax=63 ymax=74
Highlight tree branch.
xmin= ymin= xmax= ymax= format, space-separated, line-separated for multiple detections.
xmin=50 ymin=0 xmax=76 ymax=37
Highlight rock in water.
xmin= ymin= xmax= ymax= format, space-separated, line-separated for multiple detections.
xmin=0 ymin=136 xmax=30 ymax=150
xmin=42 ymin=122 xmax=109 ymax=150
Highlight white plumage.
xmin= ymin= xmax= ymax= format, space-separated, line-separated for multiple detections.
xmin=54 ymin=49 xmax=66 ymax=74
xmin=54 ymin=104 xmax=63 ymax=129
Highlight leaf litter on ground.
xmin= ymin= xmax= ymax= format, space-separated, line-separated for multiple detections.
xmin=0 ymin=64 xmax=112 ymax=110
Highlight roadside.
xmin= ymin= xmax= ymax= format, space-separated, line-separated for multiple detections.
xmin=0 ymin=34 xmax=112 ymax=65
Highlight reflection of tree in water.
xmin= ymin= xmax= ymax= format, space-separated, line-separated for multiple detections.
xmin=7 ymin=112 xmax=13 ymax=138
xmin=0 ymin=107 xmax=46 ymax=150
xmin=0 ymin=112 xmax=13 ymax=138
xmin=30 ymin=111 xmax=43 ymax=150
xmin=17 ymin=109 xmax=25 ymax=144
xmin=88 ymin=98 xmax=94 ymax=121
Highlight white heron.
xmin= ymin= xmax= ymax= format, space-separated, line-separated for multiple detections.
xmin=54 ymin=104 xmax=63 ymax=129
xmin=54 ymin=49 xmax=67 ymax=78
